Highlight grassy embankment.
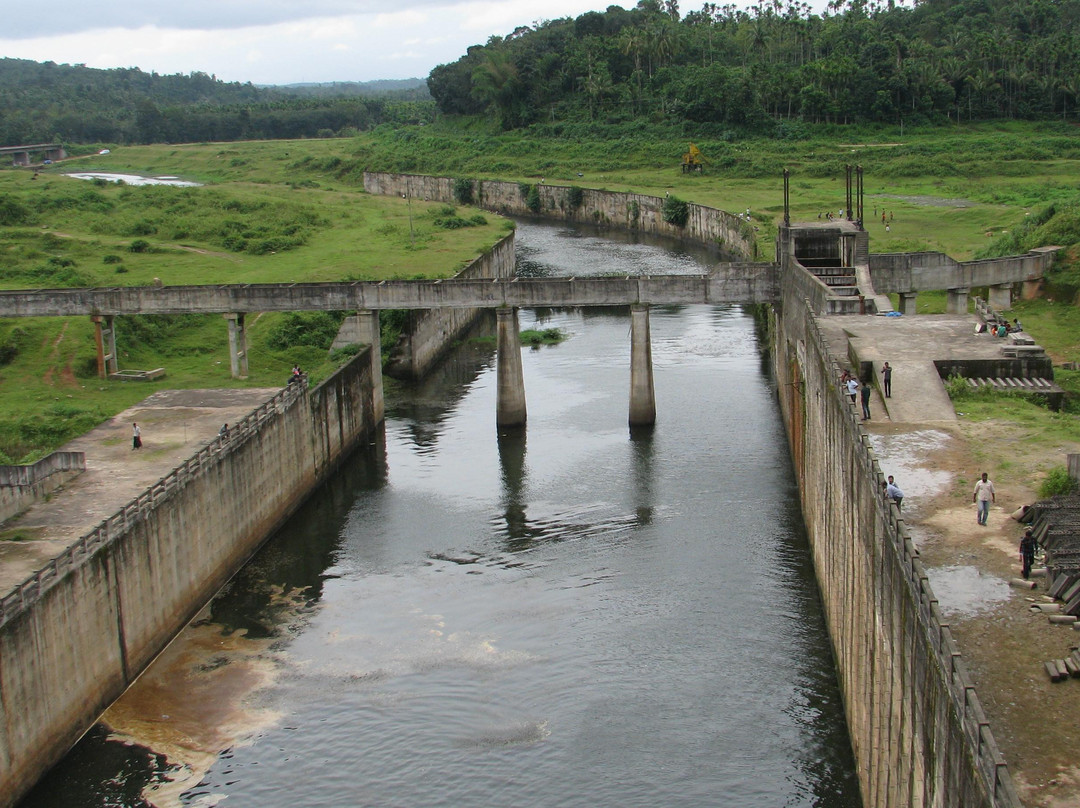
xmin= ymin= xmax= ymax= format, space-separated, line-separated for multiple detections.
xmin=0 ymin=145 xmax=510 ymax=462
xmin=5 ymin=121 xmax=1080 ymax=462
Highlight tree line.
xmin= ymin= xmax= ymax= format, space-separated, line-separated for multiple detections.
xmin=427 ymin=0 xmax=1080 ymax=130
xmin=0 ymin=58 xmax=433 ymax=145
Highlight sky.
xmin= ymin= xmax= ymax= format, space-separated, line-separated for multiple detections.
xmin=0 ymin=0 xmax=646 ymax=86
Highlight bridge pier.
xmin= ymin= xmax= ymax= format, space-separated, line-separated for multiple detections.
xmin=91 ymin=315 xmax=118 ymax=379
xmin=899 ymin=292 xmax=918 ymax=315
xmin=988 ymin=282 xmax=1012 ymax=311
xmin=223 ymin=313 xmax=249 ymax=379
xmin=629 ymin=304 xmax=656 ymax=427
xmin=496 ymin=307 xmax=527 ymax=429
xmin=946 ymin=287 xmax=970 ymax=315
xmin=357 ymin=310 xmax=384 ymax=424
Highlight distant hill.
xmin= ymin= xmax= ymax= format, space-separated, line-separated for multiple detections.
xmin=0 ymin=58 xmax=433 ymax=146
xmin=270 ymin=78 xmax=430 ymax=100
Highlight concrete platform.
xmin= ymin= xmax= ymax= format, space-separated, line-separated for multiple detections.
xmin=817 ymin=313 xmax=1040 ymax=424
xmin=0 ymin=388 xmax=281 ymax=597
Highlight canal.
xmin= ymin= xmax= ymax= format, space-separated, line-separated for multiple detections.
xmin=21 ymin=221 xmax=861 ymax=808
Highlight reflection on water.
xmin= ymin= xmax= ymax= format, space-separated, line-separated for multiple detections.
xmin=20 ymin=221 xmax=859 ymax=808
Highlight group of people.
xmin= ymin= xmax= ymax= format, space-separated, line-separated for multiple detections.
xmin=840 ymin=362 xmax=893 ymax=421
xmin=977 ymin=318 xmax=1022 ymax=338
xmin=883 ymin=469 xmax=1040 ymax=578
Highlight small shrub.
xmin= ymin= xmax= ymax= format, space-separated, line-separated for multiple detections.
xmin=102 ymin=254 xmax=122 ymax=264
xmin=453 ymin=178 xmax=475 ymax=205
xmin=567 ymin=186 xmax=584 ymax=210
xmin=1039 ymin=466 xmax=1078 ymax=499
xmin=129 ymin=239 xmax=151 ymax=253
xmin=525 ymin=185 xmax=541 ymax=213
xmin=433 ymin=216 xmax=471 ymax=229
xmin=469 ymin=214 xmax=487 ymax=226
xmin=944 ymin=374 xmax=973 ymax=399
xmin=115 ymin=266 xmax=129 ymax=274
xmin=130 ymin=220 xmax=157 ymax=236
xmin=267 ymin=312 xmax=346 ymax=350
xmin=662 ymin=196 xmax=690 ymax=228
xmin=329 ymin=344 xmax=362 ymax=363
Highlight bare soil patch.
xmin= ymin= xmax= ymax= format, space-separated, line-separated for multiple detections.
xmin=870 ymin=413 xmax=1080 ymax=807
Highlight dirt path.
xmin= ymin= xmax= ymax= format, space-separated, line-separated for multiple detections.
xmin=868 ymin=410 xmax=1080 ymax=807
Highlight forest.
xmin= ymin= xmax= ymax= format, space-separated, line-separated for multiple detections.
xmin=0 ymin=59 xmax=433 ymax=146
xmin=429 ymin=0 xmax=1080 ymax=130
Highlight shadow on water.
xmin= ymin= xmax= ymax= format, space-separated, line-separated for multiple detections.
xmin=18 ymin=726 xmax=163 ymax=808
xmin=387 ymin=312 xmax=496 ymax=450
xmin=17 ymin=436 xmax=391 ymax=808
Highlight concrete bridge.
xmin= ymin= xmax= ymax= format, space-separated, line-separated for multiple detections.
xmin=0 ymin=265 xmax=779 ymax=428
xmin=0 ymin=219 xmax=1057 ymax=429
xmin=0 ymin=143 xmax=66 ymax=167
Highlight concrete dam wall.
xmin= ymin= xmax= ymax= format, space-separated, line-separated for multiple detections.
xmin=0 ymin=351 xmax=380 ymax=808
xmin=385 ymin=232 xmax=516 ymax=379
xmin=772 ymin=268 xmax=1018 ymax=808
xmin=363 ymin=172 xmax=757 ymax=260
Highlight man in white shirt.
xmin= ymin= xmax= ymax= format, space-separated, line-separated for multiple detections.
xmin=973 ymin=472 xmax=995 ymax=525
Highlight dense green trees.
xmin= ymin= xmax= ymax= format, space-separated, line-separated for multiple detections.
xmin=428 ymin=0 xmax=1080 ymax=130
xmin=0 ymin=58 xmax=433 ymax=145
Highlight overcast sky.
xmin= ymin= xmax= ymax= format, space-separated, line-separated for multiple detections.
xmin=0 ymin=0 xmax=643 ymax=86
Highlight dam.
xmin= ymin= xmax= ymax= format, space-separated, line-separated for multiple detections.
xmin=16 ymin=220 xmax=863 ymax=807
xmin=2 ymin=180 xmax=1054 ymax=806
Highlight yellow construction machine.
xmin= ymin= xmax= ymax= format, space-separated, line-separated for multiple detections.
xmin=681 ymin=143 xmax=706 ymax=173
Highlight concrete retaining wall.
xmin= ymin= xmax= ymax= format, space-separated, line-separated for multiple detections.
xmin=386 ymin=233 xmax=515 ymax=379
xmin=772 ymin=277 xmax=1019 ymax=808
xmin=363 ymin=172 xmax=757 ymax=259
xmin=870 ymin=249 xmax=1056 ymax=293
xmin=0 ymin=351 xmax=379 ymax=808
xmin=0 ymin=452 xmax=85 ymax=523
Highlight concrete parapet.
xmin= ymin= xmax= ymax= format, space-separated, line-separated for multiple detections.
xmin=869 ymin=248 xmax=1059 ymax=294
xmin=0 ymin=351 xmax=380 ymax=808
xmin=0 ymin=453 xmax=86 ymax=524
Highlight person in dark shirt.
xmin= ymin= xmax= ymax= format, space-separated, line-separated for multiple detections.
xmin=1019 ymin=528 xmax=1038 ymax=579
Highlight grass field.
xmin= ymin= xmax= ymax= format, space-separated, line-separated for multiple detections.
xmin=3 ymin=120 xmax=1080 ymax=460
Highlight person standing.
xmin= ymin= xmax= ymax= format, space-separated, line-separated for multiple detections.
xmin=860 ymin=381 xmax=871 ymax=420
xmin=973 ymin=472 xmax=995 ymax=525
xmin=880 ymin=362 xmax=892 ymax=397
xmin=886 ymin=475 xmax=904 ymax=510
xmin=132 ymin=422 xmax=142 ymax=450
xmin=846 ymin=375 xmax=859 ymax=404
xmin=1019 ymin=527 xmax=1038 ymax=579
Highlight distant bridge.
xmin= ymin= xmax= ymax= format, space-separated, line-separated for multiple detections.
xmin=1 ymin=143 xmax=66 ymax=167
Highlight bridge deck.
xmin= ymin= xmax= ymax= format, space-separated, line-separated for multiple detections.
xmin=0 ymin=268 xmax=781 ymax=317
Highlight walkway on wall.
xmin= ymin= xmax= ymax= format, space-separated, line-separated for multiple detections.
xmin=815 ymin=314 xmax=1046 ymax=423
xmin=0 ymin=388 xmax=280 ymax=598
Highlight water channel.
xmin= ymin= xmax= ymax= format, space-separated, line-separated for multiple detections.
xmin=20 ymin=221 xmax=861 ymax=808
